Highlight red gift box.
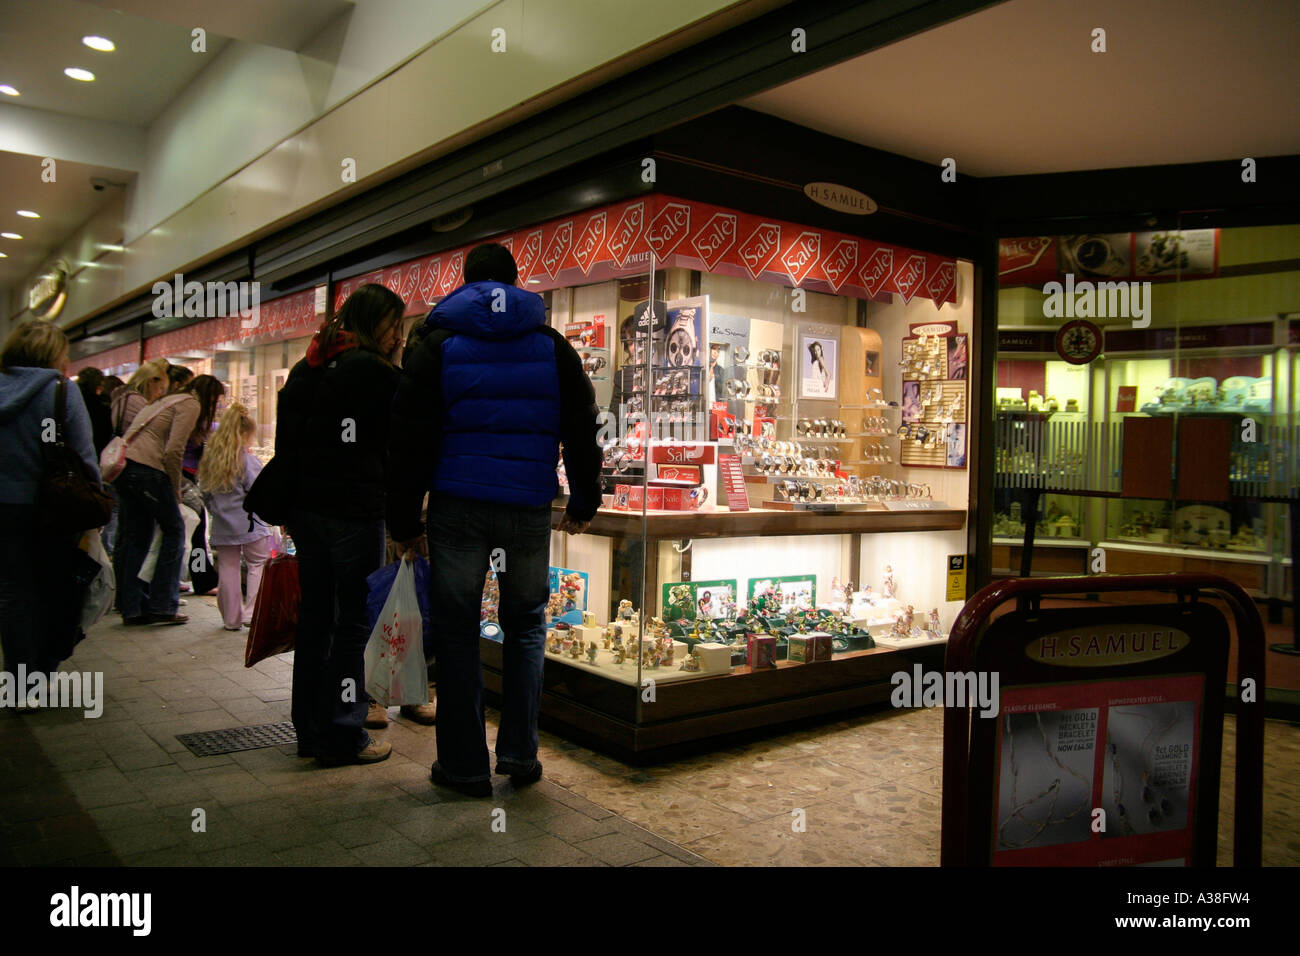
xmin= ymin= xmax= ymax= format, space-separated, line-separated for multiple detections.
xmin=746 ymin=634 xmax=777 ymax=669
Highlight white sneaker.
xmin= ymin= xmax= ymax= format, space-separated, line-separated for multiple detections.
xmin=223 ymin=624 xmax=242 ymax=631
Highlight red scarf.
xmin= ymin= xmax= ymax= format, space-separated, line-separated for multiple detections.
xmin=305 ymin=328 xmax=359 ymax=367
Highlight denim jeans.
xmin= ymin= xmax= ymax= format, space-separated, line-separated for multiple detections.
xmin=426 ymin=493 xmax=551 ymax=782
xmin=112 ymin=460 xmax=184 ymax=619
xmin=289 ymin=509 xmax=385 ymax=760
xmin=0 ymin=503 xmax=81 ymax=674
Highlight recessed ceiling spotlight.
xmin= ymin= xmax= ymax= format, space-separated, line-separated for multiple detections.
xmin=17 ymin=210 xmax=39 ymax=218
xmin=64 ymin=68 xmax=95 ymax=82
xmin=82 ymin=36 xmax=116 ymax=52
xmin=1 ymin=232 xmax=22 ymax=240
xmin=0 ymin=85 xmax=18 ymax=96
xmin=0 ymin=252 xmax=7 ymax=258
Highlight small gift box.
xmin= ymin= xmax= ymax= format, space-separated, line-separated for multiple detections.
xmin=787 ymin=634 xmax=813 ymax=663
xmin=746 ymin=634 xmax=777 ymax=669
xmin=694 ymin=642 xmax=733 ymax=674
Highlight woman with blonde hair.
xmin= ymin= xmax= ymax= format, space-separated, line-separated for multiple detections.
xmin=110 ymin=358 xmax=169 ymax=435
xmin=199 ymin=404 xmax=273 ymax=631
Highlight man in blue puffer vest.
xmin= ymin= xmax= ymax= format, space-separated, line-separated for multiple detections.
xmin=388 ymin=242 xmax=602 ymax=797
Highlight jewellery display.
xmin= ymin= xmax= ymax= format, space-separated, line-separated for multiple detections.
xmin=997 ymin=712 xmax=1092 ymax=849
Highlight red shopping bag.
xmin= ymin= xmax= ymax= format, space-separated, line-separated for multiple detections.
xmin=244 ymin=554 xmax=299 ymax=667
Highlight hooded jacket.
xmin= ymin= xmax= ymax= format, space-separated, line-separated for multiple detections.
xmin=387 ymin=281 xmax=601 ymax=540
xmin=0 ymin=367 xmax=98 ymax=505
xmin=274 ymin=329 xmax=399 ymax=521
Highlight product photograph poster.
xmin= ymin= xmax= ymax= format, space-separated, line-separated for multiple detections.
xmin=748 ymin=575 xmax=816 ymax=610
xmin=662 ymin=579 xmax=737 ymax=621
xmin=1101 ymin=701 xmax=1196 ymax=839
xmin=901 ymin=381 xmax=922 ymax=422
xmin=662 ymin=296 xmax=707 ymax=369
xmin=800 ymin=334 xmax=837 ymax=400
xmin=947 ymin=423 xmax=967 ymax=468
xmin=996 ymin=708 xmax=1098 ymax=852
xmin=546 ymin=567 xmax=589 ymax=624
xmin=947 ymin=334 xmax=968 ymax=380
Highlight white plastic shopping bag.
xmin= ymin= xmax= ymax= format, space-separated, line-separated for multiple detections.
xmin=364 ymin=557 xmax=429 ymax=707
xmin=80 ymin=532 xmax=116 ymax=631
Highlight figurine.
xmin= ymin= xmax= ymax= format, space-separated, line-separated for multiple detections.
xmin=681 ymin=647 xmax=701 ymax=672
xmin=602 ymin=625 xmax=612 ymax=649
xmin=586 ymin=641 xmax=598 ymax=664
xmin=568 ymin=639 xmax=582 ymax=660
xmin=663 ymin=641 xmax=675 ymax=666
xmin=617 ymin=599 xmax=635 ymax=621
xmin=882 ymin=566 xmax=896 ymax=600
xmin=612 ymin=643 xmax=626 ymax=664
xmin=927 ymin=608 xmax=941 ymax=639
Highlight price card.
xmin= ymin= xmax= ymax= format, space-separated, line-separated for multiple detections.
xmin=718 ymin=454 xmax=749 ymax=512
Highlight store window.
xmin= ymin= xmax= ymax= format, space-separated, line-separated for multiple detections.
xmin=993 ymin=225 xmax=1299 ymax=598
xmin=332 ymin=193 xmax=975 ymax=749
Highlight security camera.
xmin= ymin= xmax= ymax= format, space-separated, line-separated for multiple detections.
xmin=90 ymin=176 xmax=126 ymax=191
xmin=92 ymin=180 xmax=105 ymax=191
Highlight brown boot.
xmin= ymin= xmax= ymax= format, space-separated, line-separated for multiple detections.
xmin=399 ymin=701 xmax=436 ymax=725
xmin=365 ymin=701 xmax=389 ymax=729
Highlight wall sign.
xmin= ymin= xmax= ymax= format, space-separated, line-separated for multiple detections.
xmin=803 ymin=182 xmax=878 ymax=216
xmin=1055 ymin=319 xmax=1103 ymax=365
xmin=334 ymin=195 xmax=960 ymax=312
xmin=28 ymin=261 xmax=69 ymax=318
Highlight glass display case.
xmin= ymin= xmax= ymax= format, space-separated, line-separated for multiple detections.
xmin=476 ymin=254 xmax=975 ymax=754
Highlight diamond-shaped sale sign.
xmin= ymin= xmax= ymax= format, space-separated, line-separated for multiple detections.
xmin=859 ymin=247 xmax=894 ymax=297
xmin=514 ymin=230 xmax=544 ymax=283
xmin=737 ymin=222 xmax=782 ymax=280
xmin=892 ymin=254 xmax=927 ymax=304
xmin=645 ymin=202 xmax=691 ymax=259
xmin=573 ymin=212 xmax=607 ymax=274
xmin=439 ymin=252 xmax=464 ymax=297
xmin=925 ymin=261 xmax=957 ymax=307
xmin=606 ymin=201 xmax=645 ymax=267
xmin=781 ymin=231 xmax=822 ymax=286
xmin=691 ymin=212 xmax=737 ymax=271
xmin=541 ymin=220 xmax=574 ymax=279
xmin=418 ymin=258 xmax=442 ymax=304
xmin=820 ymin=239 xmax=859 ymax=292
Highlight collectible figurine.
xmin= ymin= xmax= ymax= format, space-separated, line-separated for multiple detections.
xmin=681 ymin=647 xmax=702 ymax=672
xmin=663 ymin=641 xmax=675 ymax=666
xmin=617 ymin=599 xmax=635 ymax=621
xmin=882 ymin=566 xmax=896 ymax=600
xmin=613 ymin=643 xmax=626 ymax=664
xmin=927 ymin=608 xmax=941 ymax=639
xmin=586 ymin=641 xmax=599 ymax=664
xmin=602 ymin=625 xmax=612 ymax=649
xmin=569 ymin=639 xmax=582 ymax=660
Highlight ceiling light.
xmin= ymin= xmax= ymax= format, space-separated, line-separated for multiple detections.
xmin=64 ymin=68 xmax=95 ymax=82
xmin=1 ymin=232 xmax=22 ymax=240
xmin=17 ymin=210 xmax=39 ymax=218
xmin=0 ymin=252 xmax=7 ymax=258
xmin=82 ymin=36 xmax=116 ymax=52
xmin=0 ymin=85 xmax=18 ymax=96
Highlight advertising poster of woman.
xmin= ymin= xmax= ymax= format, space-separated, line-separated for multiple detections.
xmin=801 ymin=335 xmax=837 ymax=400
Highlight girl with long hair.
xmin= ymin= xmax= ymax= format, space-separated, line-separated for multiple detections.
xmin=279 ymin=283 xmax=410 ymax=764
xmin=111 ymin=358 xmax=169 ymax=435
xmin=199 ymin=404 xmax=273 ymax=630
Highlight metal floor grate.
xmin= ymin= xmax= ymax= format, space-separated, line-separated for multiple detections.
xmin=176 ymin=721 xmax=297 ymax=757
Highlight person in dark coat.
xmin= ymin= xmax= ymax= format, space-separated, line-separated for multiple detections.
xmin=75 ymin=367 xmax=114 ymax=456
xmin=280 ymin=283 xmax=405 ymax=766
xmin=388 ymin=243 xmax=602 ymax=797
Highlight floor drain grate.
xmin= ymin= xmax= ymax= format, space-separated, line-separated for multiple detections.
xmin=176 ymin=722 xmax=297 ymax=757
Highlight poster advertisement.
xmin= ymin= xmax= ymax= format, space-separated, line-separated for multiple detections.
xmin=946 ymin=423 xmax=968 ymax=467
xmin=661 ymin=297 xmax=705 ymax=368
xmin=1135 ymin=229 xmax=1218 ymax=278
xmin=991 ymin=676 xmax=1202 ymax=866
xmin=747 ymin=575 xmax=816 ymax=611
xmin=662 ymin=579 xmax=738 ymax=622
xmin=800 ymin=334 xmax=837 ymax=400
xmin=947 ymin=335 xmax=968 ymax=381
xmin=1058 ymin=233 xmax=1132 ymax=278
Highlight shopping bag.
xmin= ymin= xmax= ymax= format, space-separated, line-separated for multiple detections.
xmin=244 ymin=553 xmax=299 ymax=667
xmin=364 ymin=558 xmax=429 ymax=706
xmin=79 ymin=531 xmax=116 ymax=632
xmin=366 ymin=557 xmax=433 ymax=658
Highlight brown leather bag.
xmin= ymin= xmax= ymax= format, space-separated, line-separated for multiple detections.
xmin=40 ymin=378 xmax=113 ymax=534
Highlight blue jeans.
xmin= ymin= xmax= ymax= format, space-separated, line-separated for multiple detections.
xmin=289 ymin=509 xmax=385 ymax=759
xmin=427 ymin=493 xmax=552 ymax=782
xmin=112 ymin=460 xmax=184 ymax=619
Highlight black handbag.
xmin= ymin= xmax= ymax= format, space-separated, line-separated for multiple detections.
xmin=40 ymin=379 xmax=114 ymax=534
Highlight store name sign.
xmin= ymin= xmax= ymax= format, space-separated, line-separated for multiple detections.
xmin=804 ymin=183 xmax=877 ymax=216
xmin=1025 ymin=624 xmax=1187 ymax=667
xmin=28 ymin=262 xmax=68 ymax=318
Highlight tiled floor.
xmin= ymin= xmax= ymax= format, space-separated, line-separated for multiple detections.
xmin=3 ymin=591 xmax=1298 ymax=867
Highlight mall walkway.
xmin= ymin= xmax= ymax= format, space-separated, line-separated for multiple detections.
xmin=3 ymin=592 xmax=1298 ymax=867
